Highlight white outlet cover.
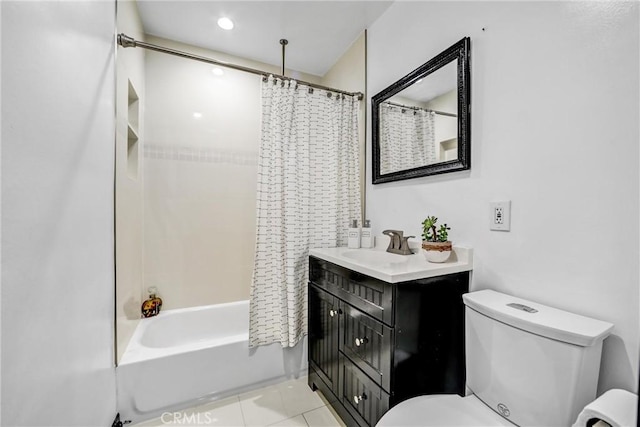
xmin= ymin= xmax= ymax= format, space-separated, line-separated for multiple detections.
xmin=490 ymin=201 xmax=511 ymax=231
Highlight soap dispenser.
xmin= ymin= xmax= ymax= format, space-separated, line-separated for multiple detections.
xmin=361 ymin=219 xmax=374 ymax=248
xmin=348 ymin=219 xmax=361 ymax=249
xmin=141 ymin=287 xmax=163 ymax=318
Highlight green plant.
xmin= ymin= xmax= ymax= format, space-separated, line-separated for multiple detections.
xmin=421 ymin=216 xmax=451 ymax=242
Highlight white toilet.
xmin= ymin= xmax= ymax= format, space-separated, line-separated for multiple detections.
xmin=377 ymin=289 xmax=616 ymax=427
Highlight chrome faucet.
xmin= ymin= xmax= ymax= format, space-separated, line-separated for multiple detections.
xmin=382 ymin=230 xmax=415 ymax=255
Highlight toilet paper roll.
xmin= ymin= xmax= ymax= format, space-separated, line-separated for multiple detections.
xmin=572 ymin=389 xmax=638 ymax=427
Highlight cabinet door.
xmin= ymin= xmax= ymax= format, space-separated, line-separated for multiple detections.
xmin=308 ymin=284 xmax=340 ymax=395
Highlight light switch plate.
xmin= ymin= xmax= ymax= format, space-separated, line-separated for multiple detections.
xmin=490 ymin=201 xmax=511 ymax=231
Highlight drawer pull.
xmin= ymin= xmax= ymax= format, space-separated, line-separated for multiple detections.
xmin=329 ymin=309 xmax=336 ymax=317
xmin=355 ymin=337 xmax=368 ymax=347
xmin=353 ymin=393 xmax=367 ymax=404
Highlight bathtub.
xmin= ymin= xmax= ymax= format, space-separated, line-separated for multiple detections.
xmin=117 ymin=300 xmax=308 ymax=423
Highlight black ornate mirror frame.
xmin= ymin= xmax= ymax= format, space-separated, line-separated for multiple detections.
xmin=372 ymin=37 xmax=471 ymax=184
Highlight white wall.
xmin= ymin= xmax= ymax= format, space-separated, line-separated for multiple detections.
xmin=1 ymin=1 xmax=117 ymax=425
xmin=143 ymin=38 xmax=260 ymax=310
xmin=115 ymin=0 xmax=145 ymax=364
xmin=142 ymin=37 xmax=322 ymax=311
xmin=368 ymin=1 xmax=639 ymax=394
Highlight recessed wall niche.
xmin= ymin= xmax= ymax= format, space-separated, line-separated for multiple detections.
xmin=127 ymin=80 xmax=139 ymax=179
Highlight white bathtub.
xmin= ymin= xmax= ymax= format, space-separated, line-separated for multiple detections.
xmin=117 ymin=300 xmax=308 ymax=423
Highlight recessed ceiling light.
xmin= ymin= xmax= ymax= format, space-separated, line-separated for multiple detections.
xmin=212 ymin=68 xmax=224 ymax=76
xmin=193 ymin=112 xmax=203 ymax=119
xmin=217 ymin=17 xmax=234 ymax=30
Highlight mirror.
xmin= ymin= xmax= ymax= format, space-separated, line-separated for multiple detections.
xmin=372 ymin=37 xmax=470 ymax=184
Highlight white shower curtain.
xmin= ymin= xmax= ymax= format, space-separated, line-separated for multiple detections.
xmin=249 ymin=76 xmax=361 ymax=348
xmin=379 ymin=103 xmax=436 ymax=174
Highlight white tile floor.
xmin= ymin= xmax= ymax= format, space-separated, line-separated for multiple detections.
xmin=133 ymin=376 xmax=346 ymax=427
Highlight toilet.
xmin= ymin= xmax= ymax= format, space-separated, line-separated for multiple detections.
xmin=377 ymin=289 xmax=616 ymax=427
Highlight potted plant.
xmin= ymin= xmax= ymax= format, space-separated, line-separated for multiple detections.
xmin=421 ymin=216 xmax=452 ymax=263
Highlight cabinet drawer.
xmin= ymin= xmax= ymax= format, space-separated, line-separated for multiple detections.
xmin=310 ymin=256 xmax=394 ymax=325
xmin=340 ymin=354 xmax=390 ymax=427
xmin=340 ymin=302 xmax=392 ymax=391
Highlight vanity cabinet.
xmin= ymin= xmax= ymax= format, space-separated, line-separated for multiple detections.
xmin=308 ymin=255 xmax=469 ymax=427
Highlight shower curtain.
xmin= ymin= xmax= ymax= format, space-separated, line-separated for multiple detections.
xmin=379 ymin=103 xmax=436 ymax=174
xmin=249 ymin=75 xmax=361 ymax=348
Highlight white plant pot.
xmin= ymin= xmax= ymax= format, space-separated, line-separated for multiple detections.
xmin=422 ymin=241 xmax=452 ymax=263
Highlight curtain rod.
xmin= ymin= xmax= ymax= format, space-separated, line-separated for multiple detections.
xmin=382 ymin=100 xmax=457 ymax=118
xmin=117 ymin=34 xmax=364 ymax=100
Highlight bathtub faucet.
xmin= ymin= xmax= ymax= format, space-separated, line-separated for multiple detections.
xmin=382 ymin=230 xmax=414 ymax=255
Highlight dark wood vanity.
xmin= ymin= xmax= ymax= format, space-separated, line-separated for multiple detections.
xmin=308 ymin=255 xmax=469 ymax=427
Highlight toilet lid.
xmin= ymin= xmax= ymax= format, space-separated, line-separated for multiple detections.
xmin=376 ymin=394 xmax=515 ymax=427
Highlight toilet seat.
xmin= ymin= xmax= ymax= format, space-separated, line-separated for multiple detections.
xmin=376 ymin=394 xmax=515 ymax=427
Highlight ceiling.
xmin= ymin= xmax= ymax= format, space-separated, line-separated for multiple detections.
xmin=136 ymin=1 xmax=394 ymax=77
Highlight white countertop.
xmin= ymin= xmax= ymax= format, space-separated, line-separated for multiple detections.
xmin=309 ymin=243 xmax=473 ymax=283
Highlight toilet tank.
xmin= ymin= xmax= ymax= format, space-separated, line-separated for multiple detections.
xmin=463 ymin=290 xmax=613 ymax=427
